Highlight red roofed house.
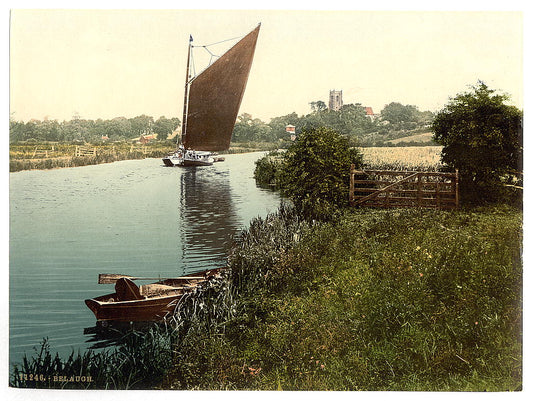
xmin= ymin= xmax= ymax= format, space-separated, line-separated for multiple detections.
xmin=364 ymin=107 xmax=377 ymax=121
xmin=138 ymin=134 xmax=157 ymax=144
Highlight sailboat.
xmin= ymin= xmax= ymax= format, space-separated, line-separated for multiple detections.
xmin=163 ymin=24 xmax=261 ymax=167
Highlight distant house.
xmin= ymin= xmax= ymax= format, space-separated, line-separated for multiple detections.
xmin=364 ymin=107 xmax=377 ymax=121
xmin=135 ymin=133 xmax=158 ymax=144
xmin=285 ymin=124 xmax=296 ymax=141
xmin=101 ymin=135 xmax=109 ymax=141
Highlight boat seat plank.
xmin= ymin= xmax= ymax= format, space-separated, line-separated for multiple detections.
xmin=140 ymin=284 xmax=184 ymax=297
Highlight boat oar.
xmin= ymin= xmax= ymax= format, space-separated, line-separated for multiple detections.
xmin=98 ymin=273 xmax=205 ymax=284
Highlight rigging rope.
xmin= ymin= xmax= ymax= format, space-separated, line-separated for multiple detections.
xmin=199 ymin=35 xmax=242 ymax=48
xmin=189 ymin=34 xmax=244 ymax=77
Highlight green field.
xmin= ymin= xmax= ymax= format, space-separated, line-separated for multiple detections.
xmin=386 ymin=131 xmax=435 ymax=145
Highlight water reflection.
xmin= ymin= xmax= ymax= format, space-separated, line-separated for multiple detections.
xmin=178 ymin=166 xmax=240 ymax=275
xmin=84 ymin=322 xmax=165 ymax=349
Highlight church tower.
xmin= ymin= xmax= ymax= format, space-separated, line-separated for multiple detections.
xmin=328 ymin=90 xmax=343 ymax=111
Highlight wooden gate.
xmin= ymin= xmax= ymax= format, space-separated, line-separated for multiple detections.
xmin=349 ymin=165 xmax=459 ymax=210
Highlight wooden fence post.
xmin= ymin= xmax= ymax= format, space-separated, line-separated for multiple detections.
xmin=436 ymin=180 xmax=441 ymax=209
xmin=349 ymin=164 xmax=355 ymax=206
xmin=455 ymin=169 xmax=459 ymax=209
xmin=416 ymin=173 xmax=422 ymax=207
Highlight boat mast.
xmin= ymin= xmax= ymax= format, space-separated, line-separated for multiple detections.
xmin=180 ymin=35 xmax=193 ymax=147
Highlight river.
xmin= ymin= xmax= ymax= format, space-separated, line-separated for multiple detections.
xmin=9 ymin=152 xmax=280 ymax=365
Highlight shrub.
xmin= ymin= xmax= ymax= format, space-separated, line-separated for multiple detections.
xmin=432 ymin=81 xmax=522 ymax=205
xmin=253 ymin=150 xmax=284 ymax=188
xmin=276 ymin=127 xmax=363 ymax=219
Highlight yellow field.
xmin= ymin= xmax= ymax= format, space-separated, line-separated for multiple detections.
xmin=359 ymin=146 xmax=443 ymax=171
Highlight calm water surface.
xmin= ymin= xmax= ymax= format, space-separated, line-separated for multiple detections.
xmin=9 ymin=152 xmax=280 ymax=364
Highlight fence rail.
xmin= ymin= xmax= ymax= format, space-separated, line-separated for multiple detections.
xmin=33 ymin=146 xmax=56 ymax=158
xmin=349 ymin=165 xmax=459 ymax=210
xmin=75 ymin=145 xmax=97 ymax=157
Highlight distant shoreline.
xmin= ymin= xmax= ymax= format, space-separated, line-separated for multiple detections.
xmin=8 ymin=146 xmax=275 ymax=173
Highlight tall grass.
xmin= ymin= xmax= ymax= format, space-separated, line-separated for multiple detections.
xmin=162 ymin=204 xmax=522 ymax=391
xmin=9 ymin=143 xmax=170 ymax=172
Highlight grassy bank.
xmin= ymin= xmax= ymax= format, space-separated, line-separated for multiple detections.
xmin=11 ymin=204 xmax=522 ymax=390
xmin=163 ymin=204 xmax=522 ymax=391
xmin=9 ymin=142 xmax=169 ymax=172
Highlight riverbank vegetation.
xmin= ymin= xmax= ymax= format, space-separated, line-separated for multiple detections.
xmin=162 ymin=204 xmax=521 ymax=391
xmin=9 ymin=142 xmax=168 ymax=172
xmin=11 ymin=203 xmax=522 ymax=390
xmin=8 ymin=140 xmax=280 ymax=172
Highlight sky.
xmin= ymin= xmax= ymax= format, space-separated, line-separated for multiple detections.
xmin=9 ymin=7 xmax=523 ymax=123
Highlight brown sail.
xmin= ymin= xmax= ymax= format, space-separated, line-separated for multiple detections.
xmin=182 ymin=24 xmax=260 ymax=151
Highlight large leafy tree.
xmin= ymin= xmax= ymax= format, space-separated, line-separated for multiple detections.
xmin=381 ymin=102 xmax=419 ymax=124
xmin=153 ymin=116 xmax=180 ymax=141
xmin=277 ymin=127 xmax=363 ymax=219
xmin=309 ymin=100 xmax=327 ymax=113
xmin=129 ymin=114 xmax=154 ymax=137
xmin=232 ymin=113 xmax=272 ymax=142
xmin=432 ymin=81 xmax=522 ymax=204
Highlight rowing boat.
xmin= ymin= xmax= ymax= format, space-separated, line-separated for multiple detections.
xmin=85 ymin=269 xmax=222 ymax=322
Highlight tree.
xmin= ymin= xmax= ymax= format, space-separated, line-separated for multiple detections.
xmin=268 ymin=112 xmax=301 ymax=140
xmin=9 ymin=120 xmax=26 ymax=142
xmin=380 ymin=102 xmax=418 ymax=124
xmin=337 ymin=104 xmax=375 ymax=137
xmin=129 ymin=115 xmax=154 ymax=138
xmin=232 ymin=113 xmax=273 ymax=142
xmin=153 ymin=116 xmax=180 ymax=140
xmin=432 ymin=81 xmax=522 ymax=204
xmin=104 ymin=117 xmax=131 ymax=140
xmin=309 ymin=100 xmax=327 ymax=113
xmin=277 ymin=127 xmax=363 ymax=219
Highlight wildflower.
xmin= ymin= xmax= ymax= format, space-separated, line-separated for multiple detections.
xmin=248 ymin=367 xmax=261 ymax=376
xmin=320 ymin=364 xmax=325 ymax=370
xmin=419 ymin=273 xmax=424 ymax=277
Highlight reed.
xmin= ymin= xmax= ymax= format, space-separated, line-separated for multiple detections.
xmin=9 ymin=149 xmax=167 ymax=172
xmin=10 ymin=326 xmax=174 ymax=389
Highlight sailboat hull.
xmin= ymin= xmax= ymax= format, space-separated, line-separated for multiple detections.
xmin=162 ymin=149 xmax=215 ymax=167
